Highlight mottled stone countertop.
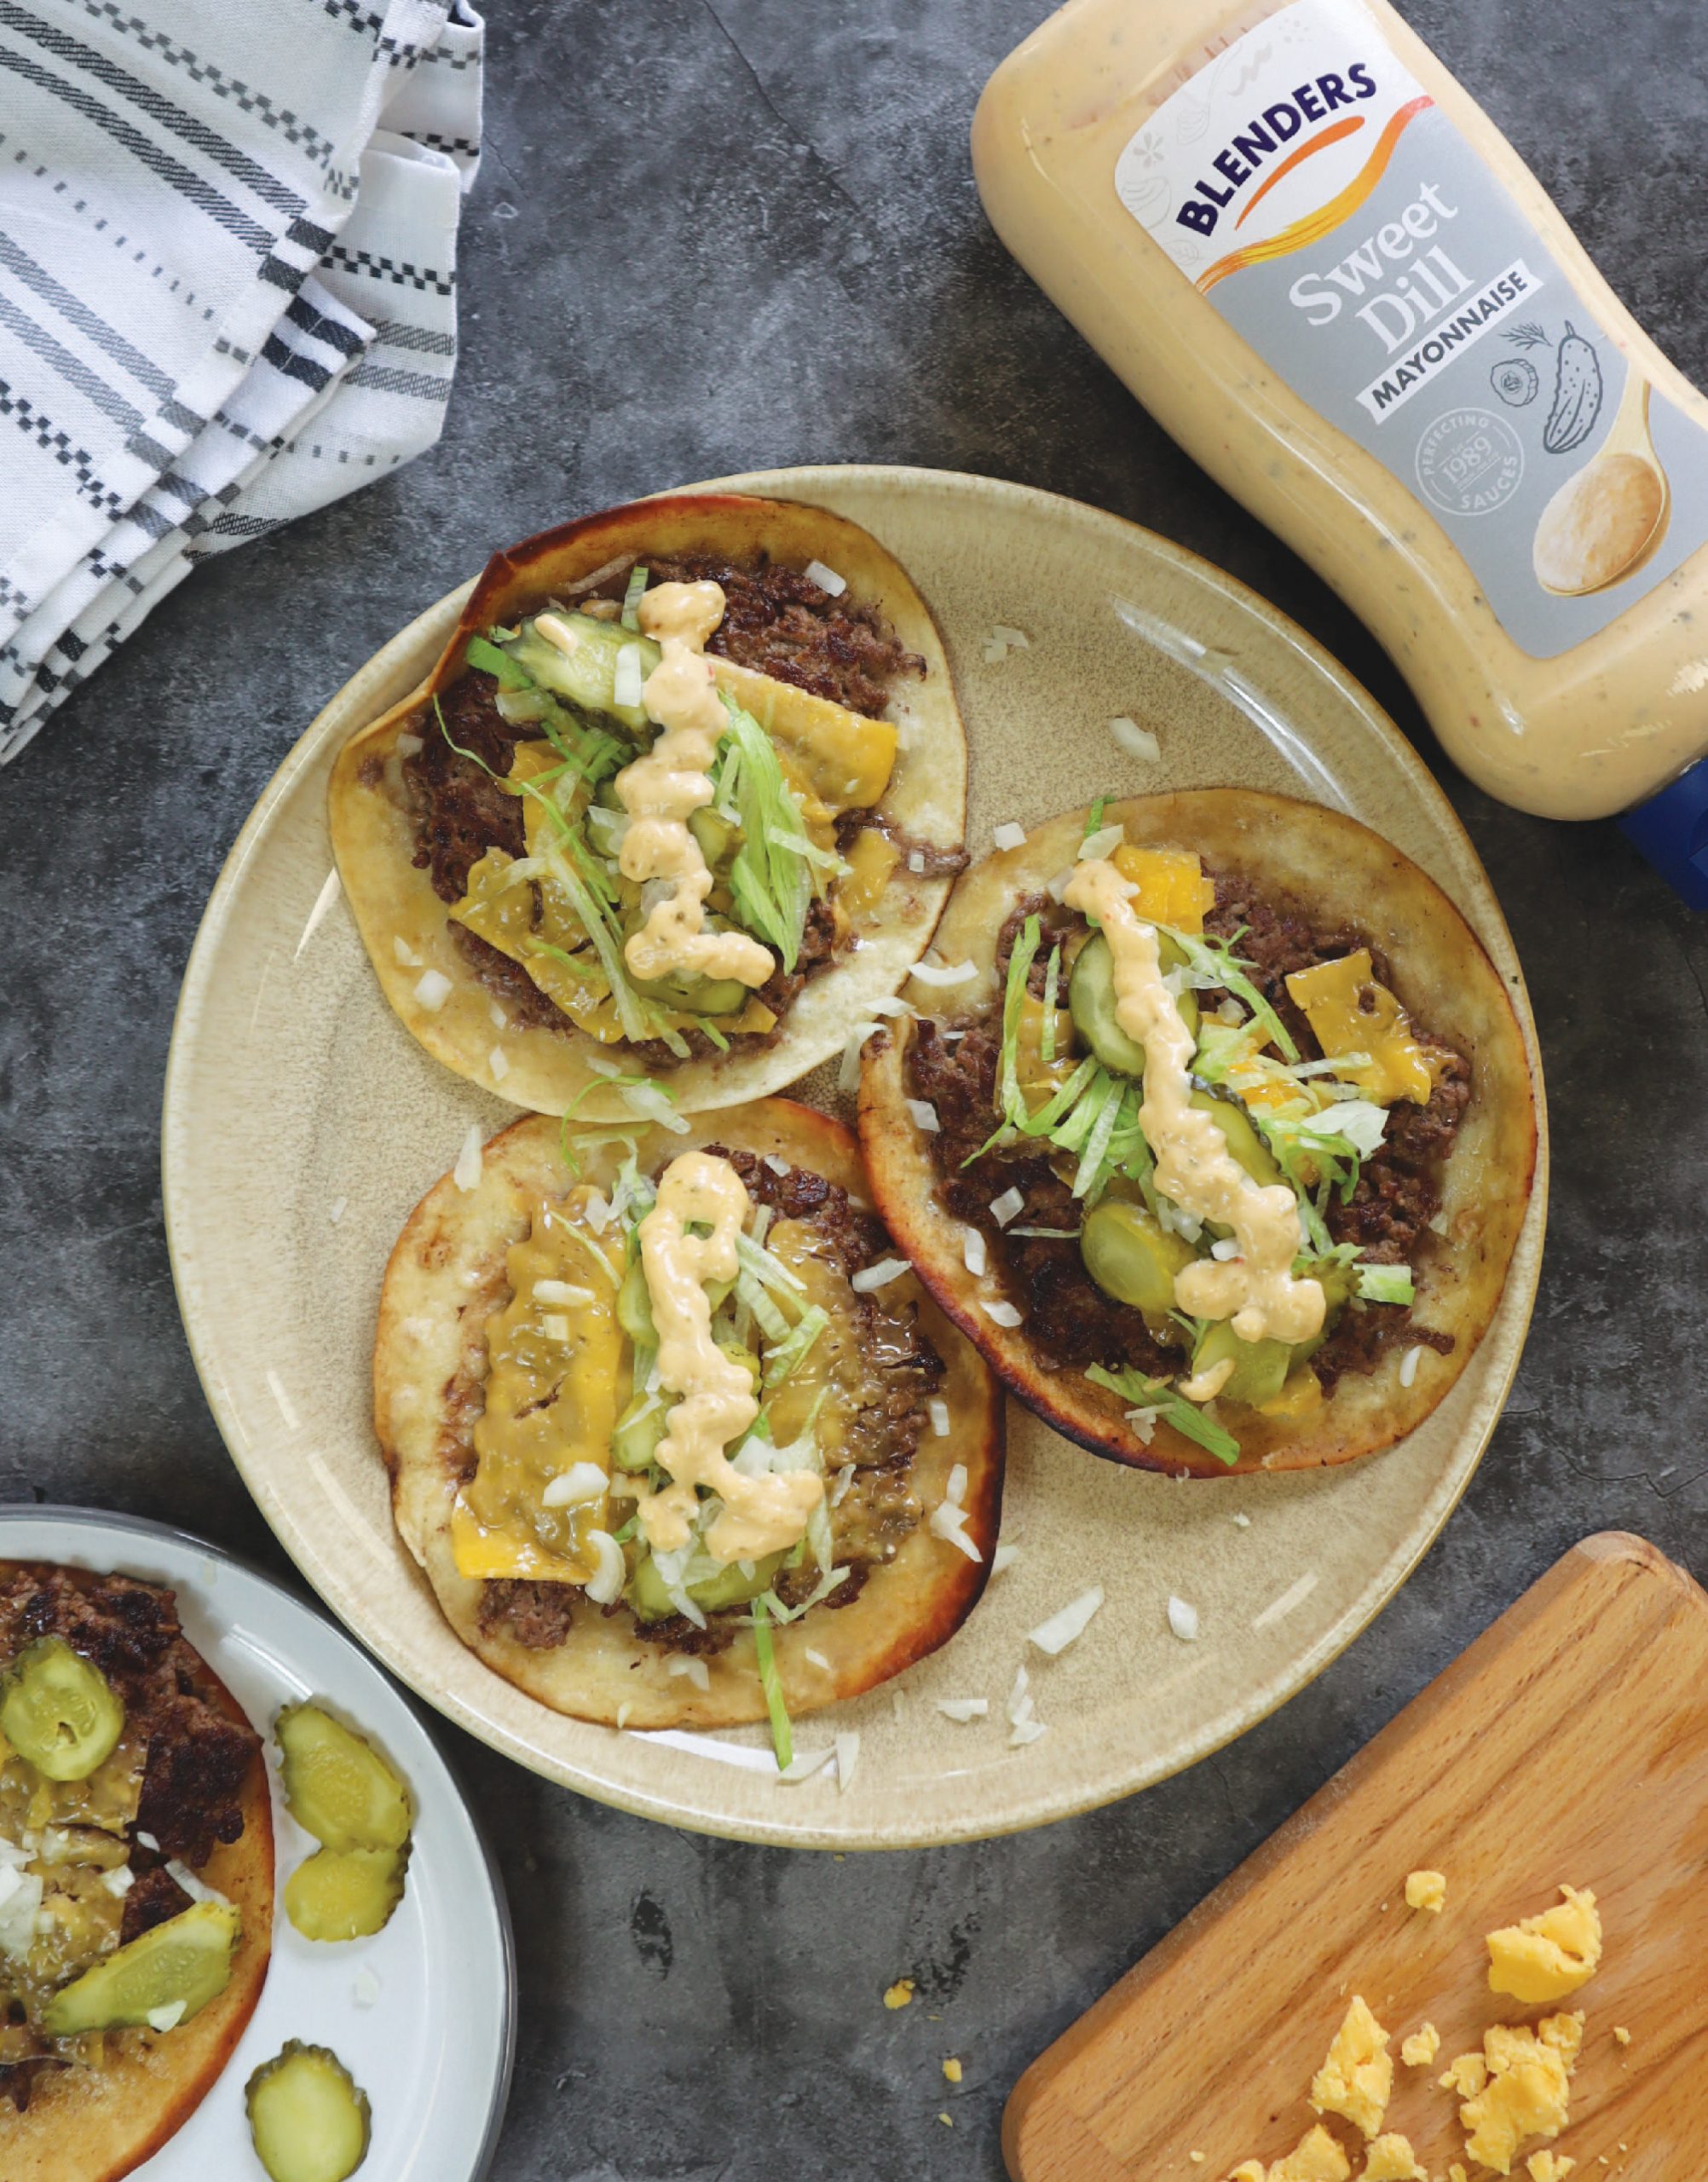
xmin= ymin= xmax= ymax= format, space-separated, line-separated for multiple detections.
xmin=3 ymin=3 xmax=1704 ymax=2177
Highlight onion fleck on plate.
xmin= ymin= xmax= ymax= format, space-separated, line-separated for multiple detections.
xmin=1028 ymin=1585 xmax=1105 ymax=1658
xmin=453 ymin=1125 xmax=483 ymax=1192
xmin=982 ymin=625 xmax=1030 ymax=663
xmin=935 ymin=1697 xmax=989 ymax=1723
xmin=992 ymin=821 xmax=1028 ymax=851
xmin=1167 ymin=1596 xmax=1201 ymax=1642
xmin=1110 ymin=715 xmax=1162 ymax=763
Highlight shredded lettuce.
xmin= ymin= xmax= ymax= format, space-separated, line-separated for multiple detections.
xmin=1356 ymin=1263 xmax=1415 ymax=1306
xmin=764 ymin=1303 xmax=829 ymax=1388
xmin=1084 ymin=1364 xmax=1240 ymax=1466
xmin=1040 ymin=944 xmax=1063 ymax=1062
xmin=751 ymin=1596 xmax=793 ymax=1769
xmin=465 ymin=632 xmax=532 ymax=689
xmin=1162 ymin=925 xmax=1298 ymax=1062
xmin=716 ymin=697 xmax=815 ymax=971
xmin=620 ymin=563 xmax=649 ymax=631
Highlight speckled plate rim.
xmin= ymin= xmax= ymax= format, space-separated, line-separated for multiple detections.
xmin=0 ymin=1504 xmax=516 ymax=2179
xmin=163 ymin=464 xmax=1548 ymax=1848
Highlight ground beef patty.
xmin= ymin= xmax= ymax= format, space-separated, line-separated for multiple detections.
xmin=910 ymin=867 xmax=1472 ymax=1394
xmin=0 ymin=1567 xmax=260 ymax=1884
xmin=395 ymin=556 xmax=915 ymax=1056
xmin=479 ymin=1152 xmax=942 ymax=1659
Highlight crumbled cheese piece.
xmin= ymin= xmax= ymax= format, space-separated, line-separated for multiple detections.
xmin=1310 ymin=1995 xmax=1393 ymax=2139
xmin=1612 ymin=2025 xmax=1630 ymax=2046
xmin=1267 ymin=2125 xmax=1353 ymax=2182
xmin=943 ymin=2056 xmax=963 ymax=2083
xmin=1405 ymin=1868 xmax=1447 ymax=1914
xmin=1526 ymin=2157 xmax=1575 ymax=2182
xmin=883 ymin=1978 xmax=915 ymax=2009
xmin=1399 ymin=2022 xmax=1440 ymax=2068
xmin=1458 ymin=2014 xmax=1581 ymax=2173
xmin=1189 ymin=2157 xmax=1206 ymax=2170
xmin=1440 ymin=2052 xmax=1489 ymax=2097
xmin=1486 ymin=1885 xmax=1601 ymax=2003
xmin=1167 ymin=1595 xmax=1200 ymax=1642
xmin=993 ymin=821 xmax=1028 ymax=851
xmin=1230 ymin=2166 xmax=1267 ymax=2182
xmin=1109 ymin=714 xmax=1162 ymax=763
xmin=1361 ymin=2138 xmax=1427 ymax=2182
xmin=413 ymin=967 xmax=453 ymax=1011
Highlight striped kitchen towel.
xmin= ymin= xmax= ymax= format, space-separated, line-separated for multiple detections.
xmin=0 ymin=0 xmax=483 ymax=763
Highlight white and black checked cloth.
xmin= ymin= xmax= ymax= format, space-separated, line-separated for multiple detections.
xmin=0 ymin=0 xmax=483 ymax=763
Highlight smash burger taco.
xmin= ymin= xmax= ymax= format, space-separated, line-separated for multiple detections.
xmin=373 ymin=1101 xmax=1001 ymax=1747
xmin=0 ymin=1563 xmax=272 ymax=2180
xmin=331 ymin=494 xmax=968 ymax=1119
xmin=858 ymin=792 xmax=1538 ymax=1478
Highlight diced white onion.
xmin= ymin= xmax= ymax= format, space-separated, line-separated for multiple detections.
xmin=613 ymin=642 xmax=644 ymax=709
xmin=542 ymin=1461 xmax=608 ymax=1509
xmin=935 ymin=1698 xmax=989 ymax=1723
xmin=1009 ymin=1717 xmax=1048 ymax=1746
xmin=1210 ymin=1238 xmax=1241 ymax=1262
xmin=1110 ymin=715 xmax=1161 ymax=763
xmin=961 ymin=1227 xmax=987 ymax=1278
xmin=165 ymin=1861 xmax=230 ymax=1908
xmin=830 ymin=1463 xmax=856 ymax=1506
xmin=764 ymin=1153 xmax=790 ymax=1175
xmin=1167 ymin=1595 xmax=1201 ymax=1642
xmin=666 ymin=1654 xmax=711 ymax=1691
xmin=907 ymin=850 xmax=926 ymax=874
xmin=990 ymin=1187 xmax=1025 ymax=1227
xmin=584 ymin=1530 xmax=626 ymax=1606
xmin=136 ymin=1832 xmax=160 ymax=1852
xmin=395 ymin=731 xmax=424 ymax=757
xmin=980 ymin=1299 xmax=1024 ymax=1328
xmin=1077 ymin=823 xmax=1126 ymax=862
xmin=805 ymin=558 xmax=847 ymax=597
xmin=805 ymin=1648 xmax=831 ymax=1671
xmin=993 ymin=821 xmax=1028 ymax=851
xmin=1028 ymin=1585 xmax=1105 ymax=1658
xmin=0 ymin=1867 xmax=41 ymax=1960
xmin=868 ymin=996 xmax=913 ymax=1018
xmin=983 ymin=625 xmax=1031 ymax=662
xmin=146 ymin=2000 xmax=187 ymax=2034
xmin=413 ymin=968 xmax=453 ymax=1012
xmin=488 ymin=1044 xmax=510 ymax=1082
xmin=1215 ymin=997 xmax=1243 ymax=1025
xmin=534 ymin=1279 xmax=594 ymax=1307
xmin=839 ymin=1022 xmax=881 ymax=1093
xmin=453 ymin=1125 xmax=483 ymax=1192
xmin=618 ymin=1082 xmax=690 ymax=1133
xmin=1399 ymin=1344 xmax=1423 ymax=1388
xmin=392 ymin=935 xmax=421 ymax=967
xmin=777 ymin=1746 xmax=836 ymax=1783
xmin=327 ymin=1196 xmax=348 ymax=1227
xmin=991 ymin=1541 xmax=1021 ymax=1576
xmin=834 ymin=1730 xmax=860 ymax=1792
xmin=929 ymin=1501 xmax=983 ymax=1563
xmin=353 ymin=1965 xmax=382 ymax=2007
xmin=947 ymin=1463 xmax=968 ymax=1502
xmin=908 ymin=957 xmax=978 ymax=988
xmin=1232 ymin=1511 xmax=1251 ymax=1528
xmin=101 ymin=1863 xmax=136 ymax=1897
xmin=928 ymin=1398 xmax=950 ymax=1439
xmin=1300 ymin=1099 xmax=1388 ymax=1157
xmin=851 ymin=1257 xmax=911 ymax=1292
xmin=489 ymin=1002 xmax=508 ymax=1030
xmin=906 ymin=1099 xmax=942 ymax=1134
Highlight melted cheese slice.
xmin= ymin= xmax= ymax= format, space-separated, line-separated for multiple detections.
xmin=1284 ymin=950 xmax=1436 ymax=1106
xmin=1109 ymin=840 xmax=1216 ymax=932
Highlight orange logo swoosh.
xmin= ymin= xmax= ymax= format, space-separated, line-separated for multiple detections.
xmin=1197 ymin=95 xmax=1434 ymax=294
xmin=1235 ymin=113 xmax=1364 ymax=228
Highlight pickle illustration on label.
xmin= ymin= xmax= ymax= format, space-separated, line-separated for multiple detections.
xmin=1111 ymin=0 xmax=1708 ymax=657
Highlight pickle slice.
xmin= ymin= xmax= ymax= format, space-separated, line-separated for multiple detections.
xmin=43 ymin=1896 xmax=239 ymax=2035
xmin=246 ymin=2040 xmax=372 ymax=2182
xmin=284 ymin=1846 xmax=407 ymax=1942
xmin=276 ymin=1705 xmax=412 ymax=1854
xmin=1 ymin=1636 xmax=126 ymax=1783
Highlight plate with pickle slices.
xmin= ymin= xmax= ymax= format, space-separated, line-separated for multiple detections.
xmin=0 ymin=1507 xmax=513 ymax=2182
xmin=164 ymin=465 xmax=1547 ymax=1848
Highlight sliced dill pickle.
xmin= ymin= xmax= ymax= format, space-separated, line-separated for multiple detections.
xmin=1189 ymin=1086 xmax=1284 ymax=1190
xmin=275 ymin=1705 xmax=412 ymax=1855
xmin=246 ymin=2040 xmax=372 ymax=2182
xmin=687 ymin=805 xmax=737 ymax=869
xmin=43 ymin=1897 xmax=239 ymax=2035
xmin=616 ymin=1252 xmax=657 ymax=1344
xmin=1192 ymin=1320 xmax=1293 ymax=1408
xmin=1079 ymin=1200 xmax=1194 ymax=1315
xmin=637 ymin=966 xmax=752 ymax=1019
xmin=505 ymin=610 xmax=659 ymax=731
xmin=1069 ymin=932 xmax=1199 ymax=1077
xmin=284 ymin=1846 xmax=407 ymax=1943
xmin=611 ymin=1386 xmax=670 ymax=1472
xmin=1 ymin=1636 xmax=126 ymax=1783
xmin=628 ymin=1550 xmax=785 ymax=1624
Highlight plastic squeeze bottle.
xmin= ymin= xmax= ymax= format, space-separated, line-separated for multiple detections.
xmin=973 ymin=0 xmax=1708 ymax=899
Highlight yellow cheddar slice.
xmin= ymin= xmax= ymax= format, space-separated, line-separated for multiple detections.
xmin=1111 ymin=840 xmax=1217 ymax=932
xmin=1284 ymin=950 xmax=1436 ymax=1106
xmin=709 ymin=656 xmax=897 ymax=813
xmin=452 ymin=1189 xmax=622 ymax=1584
xmin=1486 ymin=1886 xmax=1601 ymax=2004
xmin=1310 ymin=1995 xmax=1394 ymax=2139
xmin=836 ymin=827 xmax=901 ymax=926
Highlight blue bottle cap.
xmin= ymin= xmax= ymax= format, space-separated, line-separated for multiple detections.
xmin=1619 ymin=754 xmax=1708 ymax=909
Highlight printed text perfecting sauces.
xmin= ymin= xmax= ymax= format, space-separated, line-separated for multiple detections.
xmin=973 ymin=0 xmax=1708 ymax=820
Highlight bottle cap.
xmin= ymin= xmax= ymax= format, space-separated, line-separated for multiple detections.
xmin=1619 ymin=755 xmax=1708 ymax=909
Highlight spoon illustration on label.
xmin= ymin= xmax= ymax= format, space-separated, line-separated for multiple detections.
xmin=1533 ymin=363 xmax=1670 ymax=597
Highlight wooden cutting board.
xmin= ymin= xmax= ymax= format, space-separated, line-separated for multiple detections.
xmin=1004 ymin=1533 xmax=1708 ymax=2182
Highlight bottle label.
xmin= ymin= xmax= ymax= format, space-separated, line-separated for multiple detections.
xmin=1114 ymin=0 xmax=1708 ymax=658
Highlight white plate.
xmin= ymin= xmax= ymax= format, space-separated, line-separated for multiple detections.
xmin=0 ymin=1507 xmax=514 ymax=2180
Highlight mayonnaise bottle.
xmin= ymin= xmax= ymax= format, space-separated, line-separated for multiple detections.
xmin=974 ymin=0 xmax=1708 ymax=899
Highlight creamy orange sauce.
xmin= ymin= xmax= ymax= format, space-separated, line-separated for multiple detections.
xmin=599 ymin=581 xmax=776 ymax=988
xmin=634 ymin=1152 xmax=823 ymax=1564
xmin=973 ymin=0 xmax=1708 ymax=819
xmin=1066 ymin=857 xmax=1324 ymax=1360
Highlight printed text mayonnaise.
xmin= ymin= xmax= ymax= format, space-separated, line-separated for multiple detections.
xmin=973 ymin=0 xmax=1708 ymax=838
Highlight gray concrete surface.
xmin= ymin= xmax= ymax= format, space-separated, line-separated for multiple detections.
xmin=3 ymin=3 xmax=1706 ymax=2176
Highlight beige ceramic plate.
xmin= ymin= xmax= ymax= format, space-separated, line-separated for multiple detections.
xmin=163 ymin=466 xmax=1547 ymax=1849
